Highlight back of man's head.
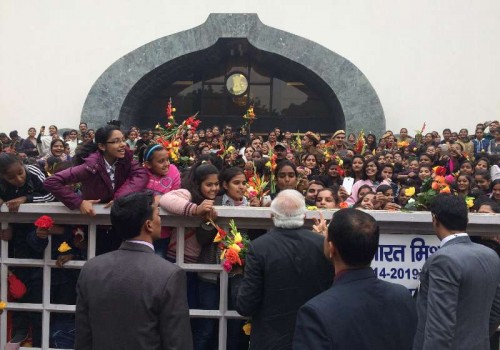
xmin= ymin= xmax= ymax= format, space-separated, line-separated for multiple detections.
xmin=430 ymin=194 xmax=468 ymax=232
xmin=271 ymin=189 xmax=306 ymax=229
xmin=327 ymin=208 xmax=379 ymax=267
xmin=111 ymin=192 xmax=155 ymax=240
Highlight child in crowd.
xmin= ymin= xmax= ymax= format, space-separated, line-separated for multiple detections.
xmin=143 ymin=144 xmax=181 ymax=257
xmin=44 ymin=125 xmax=148 ymax=253
xmin=315 ymin=188 xmax=338 ymax=209
xmin=0 ymin=153 xmax=55 ymax=347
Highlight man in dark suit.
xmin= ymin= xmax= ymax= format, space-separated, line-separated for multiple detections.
xmin=233 ymin=189 xmax=333 ymax=350
xmin=413 ymin=194 xmax=500 ymax=350
xmin=75 ymin=192 xmax=193 ymax=350
xmin=293 ymin=208 xmax=417 ymax=350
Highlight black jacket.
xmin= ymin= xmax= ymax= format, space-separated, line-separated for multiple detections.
xmin=233 ymin=227 xmax=333 ymax=350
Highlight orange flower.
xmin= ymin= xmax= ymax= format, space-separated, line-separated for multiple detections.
xmin=224 ymin=248 xmax=242 ymax=266
xmin=434 ymin=176 xmax=445 ymax=184
xmin=440 ymin=186 xmax=451 ymax=194
xmin=339 ymin=202 xmax=349 ymax=209
xmin=431 ymin=181 xmax=440 ymax=190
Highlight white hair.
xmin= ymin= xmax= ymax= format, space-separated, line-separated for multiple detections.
xmin=270 ymin=189 xmax=306 ymax=228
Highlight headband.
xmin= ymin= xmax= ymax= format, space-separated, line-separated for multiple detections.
xmin=145 ymin=144 xmax=162 ymax=161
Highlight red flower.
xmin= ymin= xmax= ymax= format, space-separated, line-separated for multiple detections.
xmin=339 ymin=202 xmax=349 ymax=209
xmin=434 ymin=166 xmax=446 ymax=176
xmin=217 ymin=228 xmax=227 ymax=239
xmin=34 ymin=215 xmax=54 ymax=230
xmin=336 ymin=165 xmax=345 ymax=177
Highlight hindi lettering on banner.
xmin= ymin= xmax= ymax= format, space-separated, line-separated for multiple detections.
xmin=371 ymin=234 xmax=440 ymax=293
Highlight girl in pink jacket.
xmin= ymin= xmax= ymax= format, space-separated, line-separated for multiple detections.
xmin=143 ymin=144 xmax=181 ymax=257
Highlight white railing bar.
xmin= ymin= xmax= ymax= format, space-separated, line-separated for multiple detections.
xmin=2 ymin=204 xmax=499 ymax=349
xmin=177 ymin=263 xmax=222 ymax=272
xmin=88 ymin=223 xmax=96 ymax=260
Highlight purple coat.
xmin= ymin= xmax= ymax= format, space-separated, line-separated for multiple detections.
xmin=44 ymin=150 xmax=148 ymax=210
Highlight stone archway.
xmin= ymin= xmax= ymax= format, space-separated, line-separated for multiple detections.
xmin=81 ymin=13 xmax=385 ymax=135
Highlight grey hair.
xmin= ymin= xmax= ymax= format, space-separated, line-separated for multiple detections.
xmin=271 ymin=189 xmax=306 ymax=228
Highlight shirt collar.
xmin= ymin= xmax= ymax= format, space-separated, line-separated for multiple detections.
xmin=440 ymin=233 xmax=468 ymax=247
xmin=126 ymin=240 xmax=155 ymax=251
xmin=222 ymin=194 xmax=248 ymax=207
xmin=104 ymin=158 xmax=116 ymax=170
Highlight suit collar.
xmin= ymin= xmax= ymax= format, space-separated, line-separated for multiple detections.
xmin=441 ymin=234 xmax=471 ymax=248
xmin=118 ymin=241 xmax=155 ymax=253
xmin=332 ymin=267 xmax=375 ymax=286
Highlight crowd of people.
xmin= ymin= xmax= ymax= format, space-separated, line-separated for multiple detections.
xmin=0 ymin=118 xmax=500 ymax=348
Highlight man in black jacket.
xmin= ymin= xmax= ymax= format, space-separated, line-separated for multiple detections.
xmin=233 ymin=189 xmax=333 ymax=350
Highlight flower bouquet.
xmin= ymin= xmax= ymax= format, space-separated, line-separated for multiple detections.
xmin=404 ymin=166 xmax=453 ymax=210
xmin=242 ymin=104 xmax=256 ymax=130
xmin=246 ymin=165 xmax=269 ymax=201
xmin=210 ymin=219 xmax=250 ymax=273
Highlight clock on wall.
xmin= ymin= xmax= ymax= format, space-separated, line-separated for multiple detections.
xmin=226 ymin=73 xmax=248 ymax=96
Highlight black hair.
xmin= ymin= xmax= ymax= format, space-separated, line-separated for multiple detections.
xmin=430 ymin=194 xmax=468 ymax=231
xmin=74 ymin=125 xmax=121 ymax=165
xmin=274 ymin=160 xmax=298 ymax=177
xmin=474 ymin=198 xmax=500 ymax=213
xmin=53 ymin=160 xmax=73 ymax=174
xmin=46 ymin=156 xmax=62 ymax=174
xmin=142 ymin=144 xmax=165 ymax=163
xmin=0 ymin=153 xmax=22 ymax=175
xmin=181 ymin=161 xmax=219 ymax=205
xmin=316 ymin=187 xmax=338 ymax=205
xmin=327 ymin=208 xmax=380 ymax=267
xmin=419 ymin=153 xmax=433 ymax=162
xmin=110 ymin=192 xmax=155 ymax=240
xmin=475 ymin=157 xmax=491 ymax=169
xmin=459 ymin=159 xmax=473 ymax=169
xmin=361 ymin=159 xmax=381 ymax=181
xmin=219 ymin=167 xmax=245 ymax=196
xmin=307 ymin=179 xmax=326 ymax=188
xmin=376 ymin=184 xmax=392 ymax=194
xmin=418 ymin=164 xmax=433 ymax=172
xmin=357 ymin=184 xmax=373 ymax=197
xmin=474 ymin=169 xmax=491 ymax=181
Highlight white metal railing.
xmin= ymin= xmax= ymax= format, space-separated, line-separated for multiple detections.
xmin=1 ymin=203 xmax=499 ymax=349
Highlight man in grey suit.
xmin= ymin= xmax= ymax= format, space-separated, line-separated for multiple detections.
xmin=414 ymin=194 xmax=500 ymax=350
xmin=75 ymin=192 xmax=193 ymax=350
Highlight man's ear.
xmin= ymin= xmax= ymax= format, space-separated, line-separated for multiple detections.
xmin=431 ymin=214 xmax=439 ymax=227
xmin=328 ymin=241 xmax=335 ymax=260
xmin=143 ymin=218 xmax=153 ymax=234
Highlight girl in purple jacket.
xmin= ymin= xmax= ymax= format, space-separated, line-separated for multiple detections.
xmin=44 ymin=125 xmax=148 ymax=215
xmin=44 ymin=125 xmax=148 ymax=253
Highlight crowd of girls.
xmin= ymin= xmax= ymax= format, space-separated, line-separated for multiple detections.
xmin=1 ymin=120 xmax=500 ymax=348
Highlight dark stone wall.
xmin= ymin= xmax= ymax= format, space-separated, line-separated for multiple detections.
xmin=81 ymin=13 xmax=385 ymax=136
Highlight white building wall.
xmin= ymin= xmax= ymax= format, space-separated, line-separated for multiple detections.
xmin=1 ymin=0 xmax=499 ymax=137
